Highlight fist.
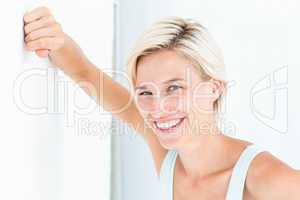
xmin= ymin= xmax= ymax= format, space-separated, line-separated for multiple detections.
xmin=23 ymin=6 xmax=65 ymax=58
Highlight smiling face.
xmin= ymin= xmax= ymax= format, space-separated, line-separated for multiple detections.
xmin=134 ymin=49 xmax=221 ymax=149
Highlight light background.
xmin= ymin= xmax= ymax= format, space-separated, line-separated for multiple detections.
xmin=114 ymin=0 xmax=298 ymax=200
xmin=0 ymin=0 xmax=113 ymax=200
xmin=0 ymin=0 xmax=297 ymax=200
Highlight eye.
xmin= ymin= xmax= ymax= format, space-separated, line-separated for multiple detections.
xmin=167 ymin=85 xmax=182 ymax=92
xmin=138 ymin=91 xmax=153 ymax=96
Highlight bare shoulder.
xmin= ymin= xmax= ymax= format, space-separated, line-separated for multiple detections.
xmin=245 ymin=150 xmax=300 ymax=200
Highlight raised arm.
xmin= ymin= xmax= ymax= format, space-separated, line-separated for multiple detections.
xmin=23 ymin=6 xmax=167 ymax=176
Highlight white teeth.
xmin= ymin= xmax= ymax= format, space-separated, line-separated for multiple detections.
xmin=155 ymin=119 xmax=182 ymax=129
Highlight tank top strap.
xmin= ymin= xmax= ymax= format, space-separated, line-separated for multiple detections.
xmin=159 ymin=149 xmax=178 ymax=200
xmin=225 ymin=144 xmax=266 ymax=200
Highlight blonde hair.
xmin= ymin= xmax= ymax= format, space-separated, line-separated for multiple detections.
xmin=126 ymin=16 xmax=227 ymax=113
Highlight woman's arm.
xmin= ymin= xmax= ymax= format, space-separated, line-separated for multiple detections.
xmin=48 ymin=34 xmax=138 ymax=120
xmin=23 ymin=6 xmax=167 ymax=176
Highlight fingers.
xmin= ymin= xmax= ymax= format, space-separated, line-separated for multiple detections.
xmin=23 ymin=6 xmax=66 ymax=55
xmin=23 ymin=6 xmax=51 ymax=24
xmin=24 ymin=15 xmax=56 ymax=34
xmin=25 ymin=37 xmax=64 ymax=51
xmin=24 ymin=24 xmax=61 ymax=42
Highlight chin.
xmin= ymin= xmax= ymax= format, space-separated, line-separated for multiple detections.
xmin=150 ymin=120 xmax=187 ymax=149
xmin=157 ymin=134 xmax=182 ymax=150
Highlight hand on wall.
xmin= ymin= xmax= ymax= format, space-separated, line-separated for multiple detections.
xmin=23 ymin=6 xmax=65 ymax=58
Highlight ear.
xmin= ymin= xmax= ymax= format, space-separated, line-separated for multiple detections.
xmin=208 ymin=78 xmax=225 ymax=100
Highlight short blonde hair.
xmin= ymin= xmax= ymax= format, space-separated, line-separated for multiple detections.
xmin=126 ymin=16 xmax=227 ymax=113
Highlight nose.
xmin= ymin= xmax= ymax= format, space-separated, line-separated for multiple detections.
xmin=148 ymin=95 xmax=180 ymax=115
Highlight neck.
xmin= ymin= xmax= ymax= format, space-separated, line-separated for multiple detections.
xmin=176 ymin=118 xmax=233 ymax=181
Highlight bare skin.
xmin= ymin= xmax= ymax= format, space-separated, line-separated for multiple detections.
xmin=23 ymin=6 xmax=300 ymax=200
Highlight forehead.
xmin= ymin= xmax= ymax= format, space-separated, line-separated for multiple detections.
xmin=135 ymin=49 xmax=199 ymax=86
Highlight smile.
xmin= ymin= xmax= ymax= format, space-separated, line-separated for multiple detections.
xmin=153 ymin=117 xmax=185 ymax=134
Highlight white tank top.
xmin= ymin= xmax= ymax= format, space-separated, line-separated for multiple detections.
xmin=159 ymin=144 xmax=266 ymax=200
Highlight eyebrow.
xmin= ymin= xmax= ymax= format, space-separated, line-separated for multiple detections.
xmin=162 ymin=78 xmax=184 ymax=84
xmin=135 ymin=78 xmax=184 ymax=90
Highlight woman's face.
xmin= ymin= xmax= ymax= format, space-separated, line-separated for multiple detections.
xmin=134 ymin=49 xmax=219 ymax=149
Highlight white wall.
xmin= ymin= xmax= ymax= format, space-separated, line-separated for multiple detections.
xmin=116 ymin=0 xmax=297 ymax=200
xmin=0 ymin=1 xmax=113 ymax=200
xmin=0 ymin=1 xmax=296 ymax=200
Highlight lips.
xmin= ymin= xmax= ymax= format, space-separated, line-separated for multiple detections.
xmin=153 ymin=117 xmax=185 ymax=134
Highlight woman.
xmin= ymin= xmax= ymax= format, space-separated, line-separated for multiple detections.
xmin=23 ymin=6 xmax=300 ymax=200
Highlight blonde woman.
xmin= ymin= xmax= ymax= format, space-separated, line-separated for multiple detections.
xmin=23 ymin=6 xmax=300 ymax=200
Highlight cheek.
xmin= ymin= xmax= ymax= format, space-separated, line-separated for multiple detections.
xmin=134 ymin=98 xmax=154 ymax=119
xmin=161 ymin=95 xmax=182 ymax=113
xmin=160 ymin=91 xmax=194 ymax=114
xmin=135 ymin=97 xmax=152 ymax=111
xmin=191 ymin=88 xmax=215 ymax=114
xmin=177 ymin=94 xmax=192 ymax=113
